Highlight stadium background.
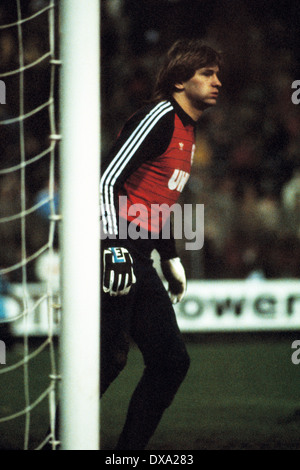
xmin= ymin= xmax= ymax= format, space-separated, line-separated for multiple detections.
xmin=1 ymin=0 xmax=300 ymax=450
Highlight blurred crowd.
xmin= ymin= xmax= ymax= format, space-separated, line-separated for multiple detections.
xmin=0 ymin=0 xmax=300 ymax=282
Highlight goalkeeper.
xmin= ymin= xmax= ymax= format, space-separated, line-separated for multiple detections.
xmin=100 ymin=38 xmax=222 ymax=450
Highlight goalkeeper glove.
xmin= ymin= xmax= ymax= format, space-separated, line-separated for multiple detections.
xmin=103 ymin=247 xmax=136 ymax=296
xmin=161 ymin=257 xmax=186 ymax=304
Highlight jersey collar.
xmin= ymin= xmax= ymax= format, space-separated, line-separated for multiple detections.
xmin=170 ymin=97 xmax=197 ymax=128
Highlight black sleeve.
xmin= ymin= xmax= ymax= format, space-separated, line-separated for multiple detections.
xmin=100 ymin=101 xmax=174 ymax=238
xmin=154 ymin=231 xmax=178 ymax=260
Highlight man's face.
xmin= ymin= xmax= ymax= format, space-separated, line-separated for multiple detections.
xmin=178 ymin=65 xmax=222 ymax=110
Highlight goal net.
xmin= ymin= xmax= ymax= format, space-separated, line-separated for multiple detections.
xmin=0 ymin=0 xmax=60 ymax=450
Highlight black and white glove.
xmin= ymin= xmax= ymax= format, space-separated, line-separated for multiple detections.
xmin=103 ymin=247 xmax=136 ymax=296
xmin=161 ymin=257 xmax=186 ymax=304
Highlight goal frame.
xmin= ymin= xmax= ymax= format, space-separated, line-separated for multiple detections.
xmin=59 ymin=0 xmax=101 ymax=450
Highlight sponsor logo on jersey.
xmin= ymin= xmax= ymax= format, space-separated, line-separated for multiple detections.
xmin=168 ymin=169 xmax=190 ymax=192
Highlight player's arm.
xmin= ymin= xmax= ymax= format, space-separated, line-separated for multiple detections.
xmin=101 ymin=101 xmax=174 ymax=296
xmin=100 ymin=101 xmax=174 ymax=238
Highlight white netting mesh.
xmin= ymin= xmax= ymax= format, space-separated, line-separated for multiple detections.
xmin=0 ymin=0 xmax=60 ymax=450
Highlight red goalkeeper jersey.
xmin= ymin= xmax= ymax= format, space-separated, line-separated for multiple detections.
xmin=101 ymin=98 xmax=196 ymax=242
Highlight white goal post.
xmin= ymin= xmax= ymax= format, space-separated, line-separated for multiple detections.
xmin=59 ymin=0 xmax=101 ymax=450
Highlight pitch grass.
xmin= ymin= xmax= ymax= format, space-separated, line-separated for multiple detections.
xmin=0 ymin=332 xmax=300 ymax=450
